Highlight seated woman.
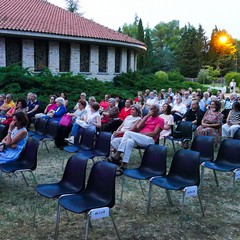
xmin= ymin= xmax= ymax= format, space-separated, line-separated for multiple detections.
xmin=195 ymin=100 xmax=223 ymax=143
xmin=47 ymin=97 xmax=66 ymax=123
xmin=159 ymin=103 xmax=174 ymax=139
xmin=171 ymin=96 xmax=187 ymax=122
xmin=222 ymin=102 xmax=240 ymax=138
xmin=44 ymin=95 xmax=57 ymax=114
xmin=0 ymin=112 xmax=28 ymax=164
xmin=110 ymin=104 xmax=142 ymax=155
xmin=2 ymin=98 xmax=27 ymax=126
xmin=55 ymin=99 xmax=87 ymax=149
xmin=60 ymin=92 xmax=69 ymax=109
xmin=65 ymin=102 xmax=101 ymax=144
xmin=101 ymin=98 xmax=119 ymax=131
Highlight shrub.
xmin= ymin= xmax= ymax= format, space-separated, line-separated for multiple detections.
xmin=154 ymin=70 xmax=168 ymax=81
xmin=224 ymin=72 xmax=240 ymax=87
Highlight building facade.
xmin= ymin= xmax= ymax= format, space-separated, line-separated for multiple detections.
xmin=0 ymin=0 xmax=146 ymax=81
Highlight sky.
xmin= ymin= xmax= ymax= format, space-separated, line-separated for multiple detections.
xmin=48 ymin=0 xmax=240 ymax=40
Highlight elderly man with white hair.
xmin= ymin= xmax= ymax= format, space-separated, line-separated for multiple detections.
xmin=109 ymin=104 xmax=164 ymax=176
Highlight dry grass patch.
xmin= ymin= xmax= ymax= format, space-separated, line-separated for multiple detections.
xmin=0 ymin=142 xmax=240 ymax=240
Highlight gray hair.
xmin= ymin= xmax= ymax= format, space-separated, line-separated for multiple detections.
xmin=108 ymin=98 xmax=115 ymax=103
xmin=55 ymin=97 xmax=65 ymax=105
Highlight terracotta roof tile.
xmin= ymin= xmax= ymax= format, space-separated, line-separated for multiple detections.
xmin=0 ymin=0 xmax=145 ymax=47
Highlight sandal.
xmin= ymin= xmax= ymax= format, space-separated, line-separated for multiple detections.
xmin=108 ymin=156 xmax=122 ymax=165
xmin=116 ymin=166 xmax=127 ymax=176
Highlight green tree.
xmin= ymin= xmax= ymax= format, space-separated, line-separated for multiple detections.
xmin=66 ymin=0 xmax=80 ymax=14
xmin=151 ymin=20 xmax=181 ymax=71
xmin=121 ymin=15 xmax=139 ymax=38
xmin=176 ymin=24 xmax=207 ymax=77
xmin=207 ymin=28 xmax=237 ymax=75
xmin=143 ymin=28 xmax=154 ymax=70
xmin=137 ymin=18 xmax=145 ymax=70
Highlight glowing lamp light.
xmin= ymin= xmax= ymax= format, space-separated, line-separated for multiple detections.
xmin=219 ymin=36 xmax=228 ymax=43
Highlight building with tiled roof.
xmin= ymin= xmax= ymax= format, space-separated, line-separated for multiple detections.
xmin=0 ymin=0 xmax=146 ymax=81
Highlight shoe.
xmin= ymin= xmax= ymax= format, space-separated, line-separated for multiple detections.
xmin=64 ymin=136 xmax=74 ymax=144
xmin=116 ymin=166 xmax=127 ymax=176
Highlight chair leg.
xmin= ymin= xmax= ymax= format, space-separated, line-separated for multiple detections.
xmin=213 ymin=170 xmax=219 ymax=186
xmin=147 ymin=182 xmax=153 ymax=215
xmin=200 ymin=165 xmax=205 ymax=188
xmin=166 ymin=189 xmax=174 ymax=206
xmin=29 ymin=170 xmax=37 ymax=185
xmin=54 ymin=204 xmax=61 ymax=240
xmin=33 ymin=192 xmax=39 ymax=226
xmin=197 ymin=192 xmax=205 ymax=217
xmin=20 ymin=171 xmax=29 ymax=186
xmin=85 ymin=213 xmax=91 ymax=240
xmin=138 ymin=149 xmax=143 ymax=159
xmin=120 ymin=175 xmax=125 ymax=203
xmin=110 ymin=212 xmax=121 ymax=240
xmin=139 ymin=180 xmax=145 ymax=196
xmin=172 ymin=140 xmax=176 ymax=153
xmin=180 ymin=191 xmax=186 ymax=228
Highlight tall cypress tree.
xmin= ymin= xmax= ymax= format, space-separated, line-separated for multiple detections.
xmin=137 ymin=18 xmax=145 ymax=70
xmin=144 ymin=28 xmax=154 ymax=70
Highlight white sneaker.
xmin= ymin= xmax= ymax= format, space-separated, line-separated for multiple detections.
xmin=65 ymin=136 xmax=74 ymax=144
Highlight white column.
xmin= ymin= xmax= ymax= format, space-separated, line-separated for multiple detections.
xmin=108 ymin=46 xmax=115 ymax=75
xmin=48 ymin=41 xmax=59 ymax=74
xmin=0 ymin=38 xmax=6 ymax=67
xmin=129 ymin=49 xmax=135 ymax=71
xmin=22 ymin=39 xmax=34 ymax=72
xmin=121 ymin=48 xmax=127 ymax=73
xmin=70 ymin=42 xmax=80 ymax=74
xmin=90 ymin=45 xmax=98 ymax=77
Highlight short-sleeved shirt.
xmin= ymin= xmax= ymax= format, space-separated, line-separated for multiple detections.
xmin=140 ymin=116 xmax=164 ymax=142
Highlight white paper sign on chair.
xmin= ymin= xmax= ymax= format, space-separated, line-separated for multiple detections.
xmin=183 ymin=186 xmax=198 ymax=198
xmin=234 ymin=169 xmax=240 ymax=180
xmin=89 ymin=207 xmax=110 ymax=220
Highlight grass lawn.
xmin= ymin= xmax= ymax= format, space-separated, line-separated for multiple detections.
xmin=0 ymin=141 xmax=240 ymax=240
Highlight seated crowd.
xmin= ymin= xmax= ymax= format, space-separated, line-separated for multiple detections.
xmin=0 ymin=87 xmax=239 ymax=173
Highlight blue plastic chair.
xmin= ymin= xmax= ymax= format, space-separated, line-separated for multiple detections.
xmin=63 ymin=128 xmax=95 ymax=153
xmin=28 ymin=117 xmax=49 ymax=137
xmin=191 ymin=136 xmax=214 ymax=163
xmin=54 ymin=161 xmax=120 ymax=240
xmin=164 ymin=121 xmax=193 ymax=152
xmin=0 ymin=138 xmax=39 ymax=186
xmin=147 ymin=149 xmax=204 ymax=227
xmin=34 ymin=155 xmax=88 ymax=224
xmin=121 ymin=144 xmax=167 ymax=202
xmin=202 ymin=139 xmax=240 ymax=189
xmin=76 ymin=131 xmax=112 ymax=162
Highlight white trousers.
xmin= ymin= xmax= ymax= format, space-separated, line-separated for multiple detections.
xmin=117 ymin=131 xmax=154 ymax=164
xmin=222 ymin=123 xmax=240 ymax=137
xmin=111 ymin=136 xmax=123 ymax=151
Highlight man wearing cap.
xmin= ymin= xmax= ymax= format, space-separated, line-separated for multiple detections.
xmin=110 ymin=104 xmax=164 ymax=176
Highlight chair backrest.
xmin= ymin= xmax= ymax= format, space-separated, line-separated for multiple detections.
xmin=168 ymin=149 xmax=200 ymax=186
xmin=94 ymin=131 xmax=112 ymax=156
xmin=176 ymin=121 xmax=193 ymax=139
xmin=140 ymin=144 xmax=167 ymax=176
xmin=60 ymin=154 xmax=88 ymax=192
xmin=215 ymin=139 xmax=240 ymax=165
xmin=46 ymin=120 xmax=59 ymax=139
xmin=0 ymin=124 xmax=7 ymax=141
xmin=233 ymin=128 xmax=240 ymax=140
xmin=191 ymin=136 xmax=214 ymax=163
xmin=35 ymin=118 xmax=49 ymax=135
xmin=19 ymin=138 xmax=39 ymax=170
xmin=79 ymin=128 xmax=95 ymax=150
xmin=85 ymin=161 xmax=117 ymax=208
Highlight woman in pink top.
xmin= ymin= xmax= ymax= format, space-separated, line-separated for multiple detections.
xmin=44 ymin=95 xmax=57 ymax=114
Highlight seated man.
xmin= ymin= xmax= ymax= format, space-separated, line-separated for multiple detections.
xmin=109 ymin=104 xmax=164 ymax=176
xmin=0 ymin=93 xmax=15 ymax=116
xmin=182 ymin=100 xmax=204 ymax=130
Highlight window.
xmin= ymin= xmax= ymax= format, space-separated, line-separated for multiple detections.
xmin=115 ymin=47 xmax=121 ymax=73
xmin=34 ymin=40 xmax=48 ymax=71
xmin=98 ymin=46 xmax=107 ymax=73
xmin=80 ymin=44 xmax=90 ymax=72
xmin=127 ymin=49 xmax=131 ymax=72
xmin=59 ymin=42 xmax=70 ymax=72
xmin=5 ymin=38 xmax=22 ymax=66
